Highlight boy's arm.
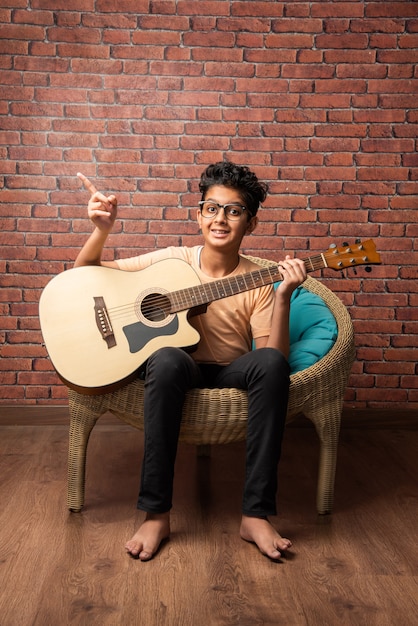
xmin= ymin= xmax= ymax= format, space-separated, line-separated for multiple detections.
xmin=256 ymin=257 xmax=306 ymax=359
xmin=74 ymin=173 xmax=119 ymax=268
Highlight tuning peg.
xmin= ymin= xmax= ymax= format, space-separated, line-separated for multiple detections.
xmin=365 ymin=266 xmax=372 ymax=273
xmin=355 ymin=239 xmax=361 ymax=244
xmin=342 ymin=241 xmax=349 ymax=247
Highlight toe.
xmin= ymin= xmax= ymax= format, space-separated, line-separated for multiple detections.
xmin=278 ymin=538 xmax=292 ymax=551
xmin=268 ymin=548 xmax=282 ymax=560
xmin=125 ymin=540 xmax=141 ymax=556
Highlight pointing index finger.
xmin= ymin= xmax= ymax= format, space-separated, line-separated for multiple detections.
xmin=77 ymin=172 xmax=97 ymax=195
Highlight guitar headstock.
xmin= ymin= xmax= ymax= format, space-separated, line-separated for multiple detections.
xmin=324 ymin=239 xmax=381 ymax=271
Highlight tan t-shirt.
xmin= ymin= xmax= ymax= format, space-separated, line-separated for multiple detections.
xmin=115 ymin=246 xmax=275 ymax=365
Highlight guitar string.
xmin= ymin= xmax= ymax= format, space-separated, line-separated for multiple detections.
xmin=106 ymin=243 xmax=370 ymax=320
xmin=102 ymin=254 xmax=328 ymax=321
xmin=136 ymin=255 xmax=328 ymax=316
xmin=108 ymin=264 xmax=285 ymax=320
xmin=109 ymin=260 xmax=337 ymax=321
xmin=104 ymin=270 xmax=279 ymax=322
xmin=105 ymin=255 xmax=335 ymax=320
xmin=111 ymin=238 xmax=377 ymax=321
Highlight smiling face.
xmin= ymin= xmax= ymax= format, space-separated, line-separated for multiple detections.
xmin=197 ymin=185 xmax=258 ymax=254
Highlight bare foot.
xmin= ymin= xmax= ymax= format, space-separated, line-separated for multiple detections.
xmin=125 ymin=512 xmax=170 ymax=561
xmin=240 ymin=515 xmax=292 ymax=561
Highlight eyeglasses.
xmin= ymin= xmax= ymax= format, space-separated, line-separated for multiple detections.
xmin=198 ymin=201 xmax=248 ymax=221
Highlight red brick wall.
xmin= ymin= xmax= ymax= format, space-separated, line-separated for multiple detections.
xmin=1 ymin=2 xmax=417 ymax=410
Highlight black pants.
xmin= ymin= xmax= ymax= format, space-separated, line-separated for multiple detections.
xmin=138 ymin=347 xmax=290 ymax=517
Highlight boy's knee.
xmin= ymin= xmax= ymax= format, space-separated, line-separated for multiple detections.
xmin=146 ymin=347 xmax=196 ymax=384
xmin=257 ymin=348 xmax=289 ymax=375
xmin=148 ymin=347 xmax=186 ymax=371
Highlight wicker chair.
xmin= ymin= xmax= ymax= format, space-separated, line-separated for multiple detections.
xmin=66 ymin=259 xmax=355 ymax=516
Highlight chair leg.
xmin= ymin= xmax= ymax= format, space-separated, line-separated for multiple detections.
xmin=308 ymin=405 xmax=342 ymax=515
xmin=67 ymin=397 xmax=101 ymax=512
xmin=316 ymin=439 xmax=338 ymax=515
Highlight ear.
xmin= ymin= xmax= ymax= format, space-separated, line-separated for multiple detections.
xmin=246 ymin=215 xmax=258 ymax=235
xmin=196 ymin=208 xmax=202 ymax=229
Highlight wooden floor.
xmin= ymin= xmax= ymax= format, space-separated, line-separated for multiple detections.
xmin=0 ymin=412 xmax=417 ymax=626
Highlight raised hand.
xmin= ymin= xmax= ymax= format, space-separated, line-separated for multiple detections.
xmin=77 ymin=172 xmax=117 ymax=233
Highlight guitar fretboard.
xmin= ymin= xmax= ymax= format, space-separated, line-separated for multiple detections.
xmin=169 ymin=254 xmax=326 ymax=313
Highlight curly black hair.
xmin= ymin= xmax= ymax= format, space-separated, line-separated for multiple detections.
xmin=199 ymin=161 xmax=268 ymax=218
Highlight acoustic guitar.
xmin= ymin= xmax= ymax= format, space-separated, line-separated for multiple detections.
xmin=39 ymin=239 xmax=381 ymax=394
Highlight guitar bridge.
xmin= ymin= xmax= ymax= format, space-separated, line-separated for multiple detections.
xmin=94 ymin=297 xmax=116 ymax=349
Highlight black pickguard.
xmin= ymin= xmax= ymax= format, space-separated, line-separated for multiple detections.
xmin=123 ymin=316 xmax=179 ymax=353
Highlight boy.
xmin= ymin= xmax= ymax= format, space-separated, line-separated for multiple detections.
xmin=75 ymin=162 xmax=306 ymax=561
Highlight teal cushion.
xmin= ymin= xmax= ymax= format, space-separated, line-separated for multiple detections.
xmin=269 ymin=284 xmax=338 ymax=374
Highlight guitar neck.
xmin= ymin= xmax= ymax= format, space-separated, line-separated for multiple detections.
xmin=169 ymin=253 xmax=326 ymax=313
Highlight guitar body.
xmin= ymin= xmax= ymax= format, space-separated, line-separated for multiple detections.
xmin=39 ymin=260 xmax=201 ymax=393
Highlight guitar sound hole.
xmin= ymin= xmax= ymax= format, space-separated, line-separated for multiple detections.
xmin=141 ymin=293 xmax=171 ymax=322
